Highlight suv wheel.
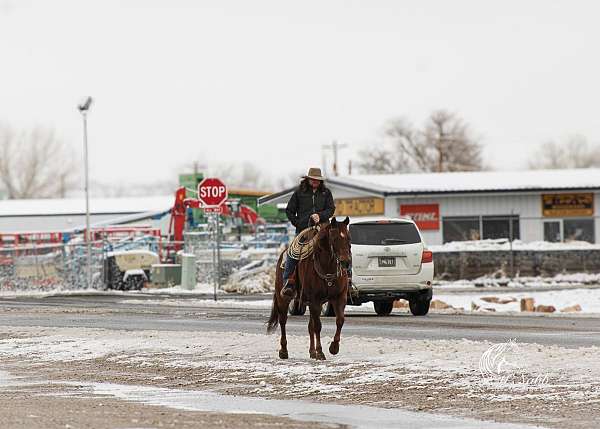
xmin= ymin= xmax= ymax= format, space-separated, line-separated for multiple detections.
xmin=409 ymin=298 xmax=431 ymax=316
xmin=288 ymin=298 xmax=306 ymax=316
xmin=321 ymin=302 xmax=335 ymax=317
xmin=374 ymin=300 xmax=394 ymax=316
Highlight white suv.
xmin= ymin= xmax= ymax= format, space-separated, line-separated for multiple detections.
xmin=347 ymin=217 xmax=434 ymax=316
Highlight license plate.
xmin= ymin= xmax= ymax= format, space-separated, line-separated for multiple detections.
xmin=378 ymin=256 xmax=396 ymax=267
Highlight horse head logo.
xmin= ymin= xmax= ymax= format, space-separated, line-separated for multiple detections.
xmin=479 ymin=339 xmax=521 ymax=378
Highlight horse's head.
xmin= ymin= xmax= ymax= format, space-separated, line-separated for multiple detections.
xmin=325 ymin=216 xmax=352 ymax=269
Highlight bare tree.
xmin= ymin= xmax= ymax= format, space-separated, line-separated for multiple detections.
xmin=528 ymin=135 xmax=600 ymax=169
xmin=356 ymin=142 xmax=411 ymax=174
xmin=357 ymin=110 xmax=484 ymax=173
xmin=0 ymin=124 xmax=79 ymax=199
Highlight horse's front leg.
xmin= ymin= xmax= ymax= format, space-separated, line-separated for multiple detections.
xmin=309 ymin=304 xmax=326 ymax=360
xmin=308 ymin=314 xmax=316 ymax=359
xmin=329 ymin=296 xmax=346 ymax=355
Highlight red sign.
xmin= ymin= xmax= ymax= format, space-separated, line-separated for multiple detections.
xmin=198 ymin=178 xmax=228 ymax=208
xmin=203 ymin=206 xmax=223 ymax=214
xmin=400 ymin=204 xmax=440 ymax=230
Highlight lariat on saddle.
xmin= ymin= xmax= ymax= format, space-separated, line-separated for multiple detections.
xmin=286 ymin=225 xmax=319 ymax=261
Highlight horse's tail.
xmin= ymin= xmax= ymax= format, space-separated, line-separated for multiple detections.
xmin=267 ymin=291 xmax=279 ymax=334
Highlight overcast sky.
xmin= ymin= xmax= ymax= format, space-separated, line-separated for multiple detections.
xmin=1 ymin=0 xmax=599 ymax=191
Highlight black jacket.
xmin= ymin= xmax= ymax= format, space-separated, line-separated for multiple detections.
xmin=286 ymin=186 xmax=336 ymax=234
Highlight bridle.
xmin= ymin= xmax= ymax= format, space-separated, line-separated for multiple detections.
xmin=312 ymin=226 xmax=348 ymax=287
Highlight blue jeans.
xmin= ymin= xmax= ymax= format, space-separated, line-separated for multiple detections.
xmin=283 ymin=255 xmax=298 ymax=283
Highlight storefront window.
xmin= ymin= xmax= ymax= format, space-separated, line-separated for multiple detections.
xmin=443 ymin=217 xmax=480 ymax=243
xmin=543 ymin=222 xmax=561 ymax=243
xmin=563 ymin=219 xmax=595 ymax=243
xmin=482 ymin=216 xmax=520 ymax=240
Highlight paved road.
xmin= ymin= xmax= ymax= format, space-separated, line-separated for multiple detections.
xmin=0 ymin=293 xmax=598 ymax=347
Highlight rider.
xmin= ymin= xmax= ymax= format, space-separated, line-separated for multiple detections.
xmin=280 ymin=167 xmax=336 ymax=298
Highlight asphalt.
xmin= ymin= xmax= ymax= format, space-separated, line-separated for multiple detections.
xmin=0 ymin=293 xmax=599 ymax=348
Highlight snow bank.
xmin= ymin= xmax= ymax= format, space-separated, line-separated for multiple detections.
xmin=436 ymin=272 xmax=600 ymax=289
xmin=223 ymin=260 xmax=276 ymax=294
xmin=430 ymin=238 xmax=600 ymax=252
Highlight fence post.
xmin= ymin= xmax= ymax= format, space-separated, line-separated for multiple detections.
xmin=509 ymin=212 xmax=515 ymax=279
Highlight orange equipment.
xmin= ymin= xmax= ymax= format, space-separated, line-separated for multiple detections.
xmin=167 ymin=187 xmax=263 ymax=251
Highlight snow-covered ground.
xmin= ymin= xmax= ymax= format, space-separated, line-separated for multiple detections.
xmin=0 ymin=326 xmax=598 ymax=409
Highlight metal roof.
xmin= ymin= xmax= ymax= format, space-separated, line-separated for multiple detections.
xmin=259 ymin=168 xmax=600 ymax=205
xmin=0 ymin=195 xmax=173 ymax=217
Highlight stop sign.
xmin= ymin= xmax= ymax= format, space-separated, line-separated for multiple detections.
xmin=198 ymin=178 xmax=228 ymax=208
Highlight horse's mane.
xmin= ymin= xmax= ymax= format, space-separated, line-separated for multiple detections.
xmin=315 ymin=222 xmax=332 ymax=247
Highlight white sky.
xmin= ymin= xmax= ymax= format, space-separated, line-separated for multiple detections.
xmin=1 ymin=0 xmax=599 ymax=190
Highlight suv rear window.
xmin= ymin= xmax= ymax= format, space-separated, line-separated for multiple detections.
xmin=349 ymin=222 xmax=421 ymax=245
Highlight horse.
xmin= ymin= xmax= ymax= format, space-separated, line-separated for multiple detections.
xmin=267 ymin=216 xmax=352 ymax=360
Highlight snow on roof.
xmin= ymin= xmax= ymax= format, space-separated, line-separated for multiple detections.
xmin=0 ymin=195 xmax=173 ymax=217
xmin=330 ymin=168 xmax=600 ymax=194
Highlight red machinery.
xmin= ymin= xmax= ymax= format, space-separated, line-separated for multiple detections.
xmin=89 ymin=226 xmax=161 ymax=242
xmin=0 ymin=231 xmax=65 ymax=265
xmin=167 ymin=187 xmax=263 ymax=251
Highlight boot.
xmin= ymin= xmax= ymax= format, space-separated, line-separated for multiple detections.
xmin=280 ymin=279 xmax=295 ymax=299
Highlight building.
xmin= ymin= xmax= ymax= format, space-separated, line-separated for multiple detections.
xmin=258 ymin=169 xmax=600 ymax=245
xmin=0 ymin=196 xmax=173 ymax=234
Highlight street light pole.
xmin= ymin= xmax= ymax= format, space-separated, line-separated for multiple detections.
xmin=78 ymin=96 xmax=93 ymax=288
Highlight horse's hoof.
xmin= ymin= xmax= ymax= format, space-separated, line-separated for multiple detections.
xmin=279 ymin=349 xmax=289 ymax=359
xmin=309 ymin=350 xmax=317 ymax=359
xmin=316 ymin=351 xmax=326 ymax=360
xmin=329 ymin=342 xmax=339 ymax=355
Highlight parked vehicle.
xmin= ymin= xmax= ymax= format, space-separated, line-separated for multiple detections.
xmin=310 ymin=217 xmax=433 ymax=317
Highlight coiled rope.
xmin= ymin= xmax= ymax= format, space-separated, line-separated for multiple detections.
xmin=286 ymin=225 xmax=320 ymax=261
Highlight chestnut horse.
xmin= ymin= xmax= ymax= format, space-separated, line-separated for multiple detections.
xmin=267 ymin=217 xmax=351 ymax=360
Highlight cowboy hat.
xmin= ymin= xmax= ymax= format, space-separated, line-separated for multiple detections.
xmin=303 ymin=167 xmax=325 ymax=181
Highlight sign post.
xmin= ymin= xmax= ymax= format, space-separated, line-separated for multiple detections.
xmin=198 ymin=178 xmax=228 ymax=301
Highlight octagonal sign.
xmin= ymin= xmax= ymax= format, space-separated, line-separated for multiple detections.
xmin=198 ymin=178 xmax=228 ymax=208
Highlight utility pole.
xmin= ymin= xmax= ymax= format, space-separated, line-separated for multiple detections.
xmin=322 ymin=140 xmax=348 ymax=176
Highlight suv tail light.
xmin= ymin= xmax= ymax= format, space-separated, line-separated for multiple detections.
xmin=421 ymin=249 xmax=433 ymax=264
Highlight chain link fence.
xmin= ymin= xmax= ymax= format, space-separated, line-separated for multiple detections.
xmin=0 ymin=242 xmax=104 ymax=291
xmin=0 ymin=227 xmax=285 ymax=293
xmin=182 ymin=218 xmax=286 ymax=293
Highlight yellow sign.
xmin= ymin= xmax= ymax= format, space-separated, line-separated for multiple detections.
xmin=542 ymin=193 xmax=594 ymax=217
xmin=335 ymin=197 xmax=385 ymax=216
